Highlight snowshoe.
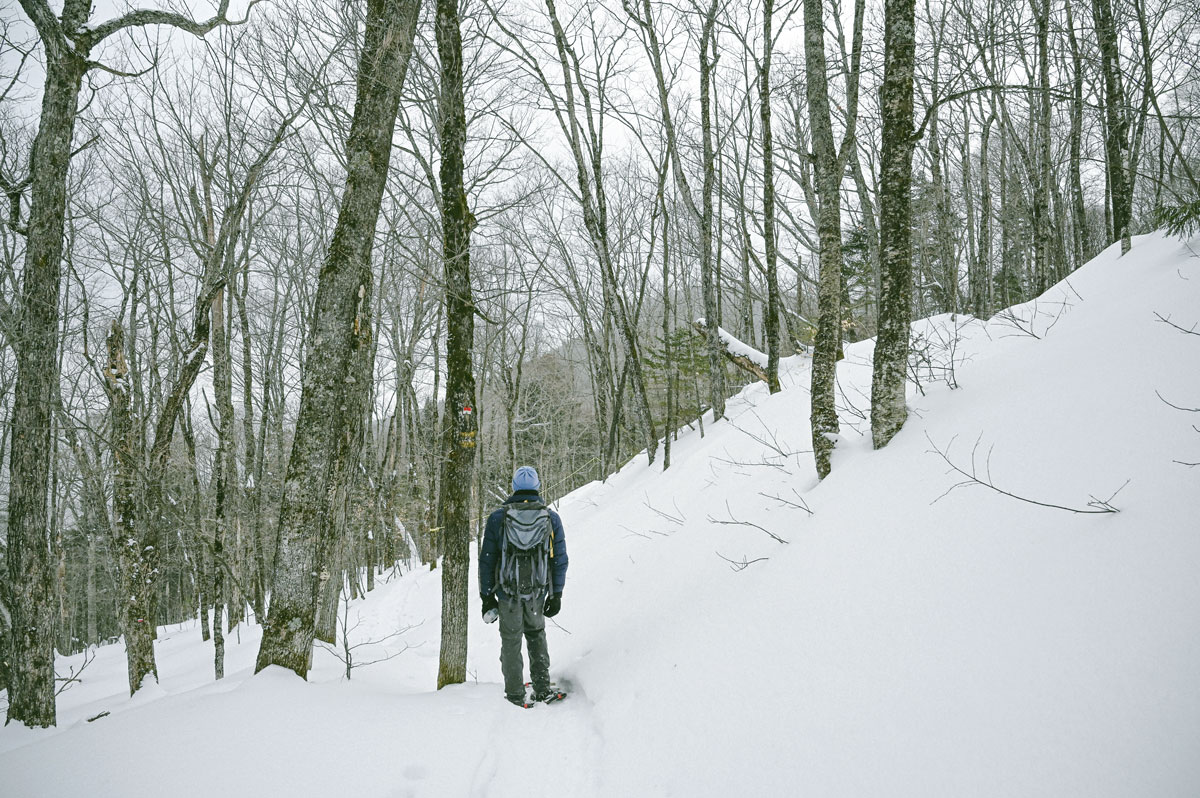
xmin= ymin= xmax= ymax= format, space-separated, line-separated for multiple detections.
xmin=506 ymin=694 xmax=531 ymax=709
xmin=526 ymin=682 xmax=567 ymax=704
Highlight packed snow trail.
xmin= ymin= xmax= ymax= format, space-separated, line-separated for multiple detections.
xmin=2 ymin=232 xmax=1199 ymax=796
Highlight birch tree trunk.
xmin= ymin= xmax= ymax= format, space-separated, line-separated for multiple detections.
xmin=255 ymin=0 xmax=421 ymax=678
xmin=870 ymin=0 xmax=917 ymax=449
xmin=804 ymin=0 xmax=864 ymax=476
xmin=804 ymin=0 xmax=844 ymax=477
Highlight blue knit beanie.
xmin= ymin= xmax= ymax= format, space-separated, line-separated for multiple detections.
xmin=512 ymin=466 xmax=540 ymax=492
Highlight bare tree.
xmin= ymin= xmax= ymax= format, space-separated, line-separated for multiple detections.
xmin=255 ymin=0 xmax=421 ymax=678
xmin=6 ymin=0 xmax=256 ymax=728
xmin=627 ymin=0 xmax=729 ymax=422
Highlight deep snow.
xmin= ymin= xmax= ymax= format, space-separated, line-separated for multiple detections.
xmin=2 ymin=232 xmax=1198 ymax=797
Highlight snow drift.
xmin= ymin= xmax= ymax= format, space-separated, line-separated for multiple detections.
xmin=2 ymin=232 xmax=1198 ymax=797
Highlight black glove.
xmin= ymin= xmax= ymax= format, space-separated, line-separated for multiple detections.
xmin=544 ymin=593 xmax=562 ymax=618
xmin=481 ymin=594 xmax=498 ymax=620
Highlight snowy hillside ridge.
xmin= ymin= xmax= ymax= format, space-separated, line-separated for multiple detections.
xmin=3 ymin=231 xmax=1198 ymax=797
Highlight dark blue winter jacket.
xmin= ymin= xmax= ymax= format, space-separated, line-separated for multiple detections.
xmin=479 ymin=490 xmax=568 ymax=600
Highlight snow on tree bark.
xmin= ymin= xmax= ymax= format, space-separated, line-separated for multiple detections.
xmin=871 ymin=0 xmax=917 ymax=450
xmin=255 ymin=0 xmax=421 ymax=678
xmin=436 ymin=0 xmax=477 ymax=690
xmin=103 ymin=321 xmax=159 ymax=695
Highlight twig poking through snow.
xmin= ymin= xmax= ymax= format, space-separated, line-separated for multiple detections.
xmin=643 ymin=494 xmax=685 ymax=526
xmin=716 ymin=551 xmax=770 ymax=572
xmin=927 ymin=432 xmax=1126 ymax=514
xmin=758 ymin=490 xmax=813 ymax=515
xmin=707 ymin=501 xmax=788 ymax=543
xmin=1154 ymin=312 xmax=1200 ymax=336
xmin=55 ymin=647 xmax=97 ymax=696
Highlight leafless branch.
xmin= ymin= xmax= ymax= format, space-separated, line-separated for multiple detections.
xmin=716 ymin=551 xmax=769 ymax=571
xmin=1154 ymin=312 xmax=1200 ymax=336
xmin=643 ymin=494 xmax=685 ymax=526
xmin=927 ymin=433 xmax=1125 ymax=514
xmin=758 ymin=489 xmax=813 ymax=515
xmin=1156 ymin=390 xmax=1200 ymax=413
xmin=707 ymin=500 xmax=788 ymax=543
xmin=54 ymin=646 xmax=97 ymax=696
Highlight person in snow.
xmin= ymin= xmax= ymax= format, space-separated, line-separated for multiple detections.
xmin=479 ymin=466 xmax=568 ymax=706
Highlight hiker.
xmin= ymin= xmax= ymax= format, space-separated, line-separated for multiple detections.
xmin=479 ymin=466 xmax=568 ymax=706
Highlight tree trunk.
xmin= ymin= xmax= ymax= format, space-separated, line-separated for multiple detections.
xmin=1032 ymin=0 xmax=1053 ymax=291
xmin=976 ymin=102 xmax=995 ymax=317
xmin=1092 ymin=0 xmax=1132 ymax=253
xmin=762 ymin=0 xmax=784 ymax=396
xmin=699 ymin=0 xmax=731 ymax=415
xmin=255 ymin=0 xmax=421 ymax=678
xmin=1061 ymin=0 xmax=1085 ymax=269
xmin=804 ymin=0 xmax=865 ymax=474
xmin=436 ymin=0 xmax=477 ymax=690
xmin=211 ymin=273 xmax=236 ymax=679
xmin=870 ymin=0 xmax=917 ymax=450
xmin=103 ymin=321 xmax=158 ymax=695
xmin=3 ymin=17 xmax=90 ymax=729
xmin=804 ymin=0 xmax=846 ymax=478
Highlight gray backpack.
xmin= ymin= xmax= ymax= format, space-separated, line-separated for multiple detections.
xmin=498 ymin=501 xmax=554 ymax=600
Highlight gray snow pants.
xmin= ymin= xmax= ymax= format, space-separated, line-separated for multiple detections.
xmin=498 ymin=596 xmax=550 ymax=700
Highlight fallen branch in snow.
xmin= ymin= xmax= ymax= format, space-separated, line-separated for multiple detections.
xmin=86 ymin=711 xmax=111 ymax=723
xmin=758 ymin=490 xmax=813 ymax=515
xmin=1154 ymin=312 xmax=1200 ymax=336
xmin=707 ymin=500 xmax=788 ymax=543
xmin=716 ymin=551 xmax=770 ymax=572
xmin=643 ymin=494 xmax=685 ymax=526
xmin=620 ymin=524 xmax=670 ymax=539
xmin=1155 ymin=381 xmax=1200 ymax=467
xmin=691 ymin=321 xmax=769 ymax=382
xmin=710 ymin=449 xmax=793 ymax=474
xmin=927 ymin=433 xmax=1128 ymax=514
xmin=729 ymin=409 xmax=807 ymax=460
xmin=1156 ymin=389 xmax=1200 ymax=413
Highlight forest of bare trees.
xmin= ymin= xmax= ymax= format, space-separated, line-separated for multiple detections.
xmin=2 ymin=0 xmax=1197 ymax=726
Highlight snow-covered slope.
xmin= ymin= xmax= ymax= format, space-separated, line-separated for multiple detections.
xmin=3 ymin=232 xmax=1198 ymax=797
